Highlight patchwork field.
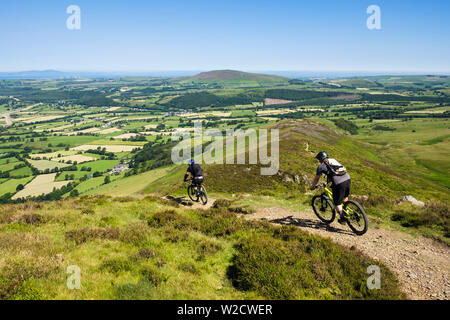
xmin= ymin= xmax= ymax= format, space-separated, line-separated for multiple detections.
xmin=53 ymin=155 xmax=96 ymax=164
xmin=27 ymin=159 xmax=71 ymax=170
xmin=0 ymin=176 xmax=34 ymax=196
xmin=21 ymin=115 xmax=66 ymax=124
xmin=111 ymin=133 xmax=138 ymax=140
xmin=12 ymin=173 xmax=71 ymax=199
xmin=71 ymin=145 xmax=143 ymax=152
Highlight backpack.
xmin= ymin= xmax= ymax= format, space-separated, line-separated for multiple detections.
xmin=324 ymin=158 xmax=347 ymax=176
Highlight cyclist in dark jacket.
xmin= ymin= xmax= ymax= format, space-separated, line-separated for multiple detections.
xmin=310 ymin=151 xmax=351 ymax=224
xmin=184 ymin=159 xmax=204 ymax=189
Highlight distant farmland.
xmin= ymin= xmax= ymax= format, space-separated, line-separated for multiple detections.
xmin=12 ymin=173 xmax=71 ymax=199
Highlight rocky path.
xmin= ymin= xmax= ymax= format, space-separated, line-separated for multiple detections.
xmin=248 ymin=207 xmax=450 ymax=300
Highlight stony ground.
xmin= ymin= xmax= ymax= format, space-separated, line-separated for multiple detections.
xmin=248 ymin=207 xmax=450 ymax=300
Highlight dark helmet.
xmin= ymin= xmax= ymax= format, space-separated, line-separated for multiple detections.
xmin=315 ymin=151 xmax=328 ymax=161
xmin=188 ymin=159 xmax=195 ymax=165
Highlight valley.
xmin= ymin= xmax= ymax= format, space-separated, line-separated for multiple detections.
xmin=0 ymin=70 xmax=448 ymax=300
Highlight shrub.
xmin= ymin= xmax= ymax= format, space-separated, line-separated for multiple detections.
xmin=198 ymin=208 xmax=245 ymax=237
xmin=212 ymin=199 xmax=233 ymax=209
xmin=357 ymin=195 xmax=396 ymax=207
xmin=100 ymin=257 xmax=133 ymax=274
xmin=140 ymin=266 xmax=167 ymax=286
xmin=11 ymin=213 xmax=46 ymax=225
xmin=13 ymin=279 xmax=45 ymax=300
xmin=0 ymin=258 xmax=59 ymax=299
xmin=65 ymin=227 xmax=120 ymax=245
xmin=147 ymin=210 xmax=198 ymax=231
xmin=228 ymin=229 xmax=405 ymax=300
xmin=391 ymin=201 xmax=449 ymax=235
xmin=196 ymin=239 xmax=222 ymax=260
xmin=178 ymin=263 xmax=198 ymax=274
xmin=160 ymin=226 xmax=190 ymax=243
xmin=137 ymin=248 xmax=155 ymax=260
xmin=113 ymin=196 xmax=135 ymax=203
xmin=81 ymin=208 xmax=95 ymax=215
xmin=120 ymin=222 xmax=150 ymax=245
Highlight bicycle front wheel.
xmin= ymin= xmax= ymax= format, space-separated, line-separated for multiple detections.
xmin=344 ymin=200 xmax=368 ymax=235
xmin=312 ymin=195 xmax=335 ymax=224
xmin=187 ymin=185 xmax=199 ymax=202
xmin=199 ymin=185 xmax=208 ymax=205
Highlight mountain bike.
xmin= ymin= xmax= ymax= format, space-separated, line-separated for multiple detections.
xmin=186 ymin=179 xmax=208 ymax=205
xmin=311 ymin=183 xmax=368 ymax=235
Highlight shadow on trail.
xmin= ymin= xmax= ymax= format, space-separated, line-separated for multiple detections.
xmin=269 ymin=215 xmax=354 ymax=236
xmin=165 ymin=195 xmax=194 ymax=207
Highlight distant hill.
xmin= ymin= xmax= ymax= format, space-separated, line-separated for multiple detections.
xmin=192 ymin=70 xmax=289 ymax=81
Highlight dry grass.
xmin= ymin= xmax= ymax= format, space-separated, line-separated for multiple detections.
xmin=12 ymin=174 xmax=71 ymax=200
xmin=52 ymin=155 xmax=95 ymax=164
xmin=71 ymin=145 xmax=142 ymax=152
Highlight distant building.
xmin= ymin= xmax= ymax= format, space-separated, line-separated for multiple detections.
xmin=110 ymin=163 xmax=129 ymax=175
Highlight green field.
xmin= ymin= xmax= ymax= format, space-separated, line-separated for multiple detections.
xmin=79 ymin=160 xmax=120 ymax=173
xmin=0 ymin=177 xmax=34 ymax=196
xmin=28 ymin=159 xmax=71 ymax=171
xmin=0 ymin=161 xmax=25 ymax=172
xmin=8 ymin=166 xmax=33 ymax=178
xmin=86 ymin=166 xmax=174 ymax=196
xmin=0 ymin=157 xmax=19 ymax=165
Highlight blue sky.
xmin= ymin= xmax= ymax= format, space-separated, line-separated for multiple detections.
xmin=0 ymin=0 xmax=449 ymax=73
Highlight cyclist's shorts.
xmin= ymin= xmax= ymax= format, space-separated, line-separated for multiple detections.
xmin=193 ymin=176 xmax=204 ymax=185
xmin=332 ymin=179 xmax=351 ymax=205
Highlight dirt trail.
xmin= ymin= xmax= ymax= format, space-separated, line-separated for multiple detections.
xmin=248 ymin=207 xmax=450 ymax=300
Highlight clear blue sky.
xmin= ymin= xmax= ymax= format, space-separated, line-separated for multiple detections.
xmin=0 ymin=0 xmax=449 ymax=73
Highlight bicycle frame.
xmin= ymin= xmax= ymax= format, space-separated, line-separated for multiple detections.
xmin=188 ymin=179 xmax=204 ymax=196
xmin=321 ymin=185 xmax=357 ymax=219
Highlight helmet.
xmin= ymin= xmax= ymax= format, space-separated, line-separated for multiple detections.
xmin=188 ymin=159 xmax=195 ymax=165
xmin=315 ymin=151 xmax=328 ymax=161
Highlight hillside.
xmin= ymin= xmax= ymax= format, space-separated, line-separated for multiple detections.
xmin=192 ymin=70 xmax=289 ymax=82
xmin=0 ymin=195 xmax=404 ymax=300
xmin=142 ymin=119 xmax=449 ymax=244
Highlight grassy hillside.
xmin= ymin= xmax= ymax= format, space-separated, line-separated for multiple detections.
xmin=144 ymin=119 xmax=449 ymax=244
xmin=0 ymin=195 xmax=404 ymax=300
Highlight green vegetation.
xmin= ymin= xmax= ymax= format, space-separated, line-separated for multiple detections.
xmin=0 ymin=196 xmax=404 ymax=299
xmin=0 ymin=177 xmax=34 ymax=196
xmin=333 ymin=118 xmax=359 ymax=135
xmin=0 ymin=72 xmax=448 ymax=300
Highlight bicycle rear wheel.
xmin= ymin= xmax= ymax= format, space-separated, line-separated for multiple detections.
xmin=187 ymin=185 xmax=199 ymax=202
xmin=199 ymin=185 xmax=208 ymax=205
xmin=344 ymin=200 xmax=368 ymax=235
xmin=312 ymin=195 xmax=335 ymax=224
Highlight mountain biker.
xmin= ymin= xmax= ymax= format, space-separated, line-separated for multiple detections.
xmin=310 ymin=151 xmax=351 ymax=225
xmin=184 ymin=159 xmax=204 ymax=190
